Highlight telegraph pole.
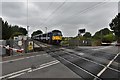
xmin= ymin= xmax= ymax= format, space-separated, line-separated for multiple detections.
xmin=27 ymin=26 xmax=29 ymax=38
xmin=0 ymin=18 xmax=2 ymax=40
xmin=45 ymin=27 xmax=47 ymax=33
xmin=101 ymin=31 xmax=102 ymax=42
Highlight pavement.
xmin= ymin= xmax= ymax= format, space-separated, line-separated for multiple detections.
xmin=0 ymin=45 xmax=120 ymax=80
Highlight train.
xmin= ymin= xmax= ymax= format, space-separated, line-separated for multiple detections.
xmin=32 ymin=30 xmax=62 ymax=45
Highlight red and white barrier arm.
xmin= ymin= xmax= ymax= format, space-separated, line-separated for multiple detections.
xmin=0 ymin=45 xmax=24 ymax=53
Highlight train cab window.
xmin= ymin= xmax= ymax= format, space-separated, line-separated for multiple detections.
xmin=53 ymin=32 xmax=62 ymax=36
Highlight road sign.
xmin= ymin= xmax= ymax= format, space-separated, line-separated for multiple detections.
xmin=28 ymin=41 xmax=33 ymax=50
xmin=14 ymin=37 xmax=18 ymax=40
xmin=18 ymin=41 xmax=22 ymax=46
xmin=18 ymin=35 xmax=27 ymax=40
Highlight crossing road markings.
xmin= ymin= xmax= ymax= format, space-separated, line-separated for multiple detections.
xmin=94 ymin=52 xmax=120 ymax=80
xmin=61 ymin=48 xmax=120 ymax=73
xmin=64 ymin=51 xmax=120 ymax=73
xmin=57 ymin=55 xmax=102 ymax=80
xmin=0 ymin=60 xmax=59 ymax=79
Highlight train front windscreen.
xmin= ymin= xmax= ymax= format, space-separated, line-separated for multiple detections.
xmin=52 ymin=32 xmax=62 ymax=40
xmin=52 ymin=32 xmax=62 ymax=36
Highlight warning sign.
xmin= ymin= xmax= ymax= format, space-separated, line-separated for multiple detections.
xmin=28 ymin=41 xmax=33 ymax=50
xmin=18 ymin=41 xmax=22 ymax=46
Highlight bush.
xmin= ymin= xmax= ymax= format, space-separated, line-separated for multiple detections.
xmin=102 ymin=34 xmax=115 ymax=43
xmin=92 ymin=40 xmax=101 ymax=46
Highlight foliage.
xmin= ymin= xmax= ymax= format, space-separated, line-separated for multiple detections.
xmin=109 ymin=13 xmax=120 ymax=43
xmin=10 ymin=32 xmax=23 ymax=39
xmin=92 ymin=40 xmax=101 ymax=46
xmin=83 ymin=32 xmax=91 ymax=38
xmin=102 ymin=33 xmax=115 ymax=43
xmin=93 ymin=28 xmax=113 ymax=40
xmin=1 ymin=18 xmax=27 ymax=40
xmin=31 ymin=30 xmax=43 ymax=37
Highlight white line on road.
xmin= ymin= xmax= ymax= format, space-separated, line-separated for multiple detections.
xmin=58 ymin=56 xmax=102 ymax=80
xmin=92 ymin=46 xmax=113 ymax=51
xmin=0 ymin=54 xmax=43 ymax=64
xmin=29 ymin=60 xmax=60 ymax=72
xmin=61 ymin=48 xmax=84 ymax=55
xmin=62 ymin=48 xmax=120 ymax=72
xmin=0 ymin=60 xmax=60 ymax=79
xmin=94 ymin=52 xmax=120 ymax=80
xmin=0 ymin=68 xmax=31 ymax=79
xmin=8 ymin=72 xmax=25 ymax=79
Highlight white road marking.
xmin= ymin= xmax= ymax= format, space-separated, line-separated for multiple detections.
xmin=65 ymin=51 xmax=106 ymax=66
xmin=92 ymin=46 xmax=113 ymax=51
xmin=43 ymin=54 xmax=47 ymax=55
xmin=61 ymin=48 xmax=84 ymax=55
xmin=8 ymin=73 xmax=25 ymax=79
xmin=0 ymin=68 xmax=31 ymax=79
xmin=0 ymin=54 xmax=43 ymax=64
xmin=58 ymin=56 xmax=101 ymax=80
xmin=62 ymin=48 xmax=120 ymax=73
xmin=0 ymin=60 xmax=59 ymax=79
xmin=0 ymin=57 xmax=25 ymax=63
xmin=31 ymin=60 xmax=59 ymax=72
xmin=36 ymin=55 xmax=41 ymax=57
xmin=95 ymin=52 xmax=120 ymax=79
xmin=3 ymin=51 xmax=40 ymax=58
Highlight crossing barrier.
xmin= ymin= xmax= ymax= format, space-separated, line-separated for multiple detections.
xmin=0 ymin=45 xmax=24 ymax=53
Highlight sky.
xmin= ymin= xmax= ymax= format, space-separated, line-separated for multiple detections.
xmin=0 ymin=0 xmax=119 ymax=37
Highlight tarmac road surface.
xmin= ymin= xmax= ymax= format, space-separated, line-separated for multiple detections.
xmin=1 ymin=46 xmax=120 ymax=80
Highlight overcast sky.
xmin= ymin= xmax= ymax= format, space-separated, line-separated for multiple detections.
xmin=0 ymin=0 xmax=119 ymax=37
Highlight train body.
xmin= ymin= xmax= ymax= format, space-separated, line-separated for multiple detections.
xmin=32 ymin=30 xmax=62 ymax=44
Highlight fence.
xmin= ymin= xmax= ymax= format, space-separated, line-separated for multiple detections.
xmin=69 ymin=39 xmax=92 ymax=46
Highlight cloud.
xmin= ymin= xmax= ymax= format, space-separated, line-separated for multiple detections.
xmin=1 ymin=1 xmax=118 ymax=37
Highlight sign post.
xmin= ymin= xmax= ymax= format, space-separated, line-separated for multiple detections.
xmin=28 ymin=41 xmax=33 ymax=51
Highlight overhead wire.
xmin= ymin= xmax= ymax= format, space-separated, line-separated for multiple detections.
xmin=39 ymin=0 xmax=66 ymax=28
xmin=68 ymin=0 xmax=111 ymax=19
xmin=44 ymin=0 xmax=110 ymax=26
xmin=49 ymin=0 xmax=112 ymax=26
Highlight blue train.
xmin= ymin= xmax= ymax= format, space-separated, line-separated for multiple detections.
xmin=32 ymin=30 xmax=62 ymax=45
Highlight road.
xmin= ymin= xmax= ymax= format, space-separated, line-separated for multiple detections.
xmin=1 ymin=45 xmax=120 ymax=80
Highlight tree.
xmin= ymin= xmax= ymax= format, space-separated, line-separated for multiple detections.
xmin=19 ymin=27 xmax=27 ymax=35
xmin=31 ymin=30 xmax=43 ymax=37
xmin=102 ymin=33 xmax=115 ymax=43
xmin=109 ymin=13 xmax=120 ymax=42
xmin=2 ymin=19 xmax=27 ymax=40
xmin=93 ymin=28 xmax=113 ymax=40
xmin=10 ymin=32 xmax=23 ymax=39
xmin=83 ymin=32 xmax=91 ymax=38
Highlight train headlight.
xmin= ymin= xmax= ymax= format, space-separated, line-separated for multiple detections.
xmin=52 ymin=36 xmax=62 ymax=40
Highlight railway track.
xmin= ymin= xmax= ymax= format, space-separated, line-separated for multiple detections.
xmin=45 ymin=47 xmax=120 ymax=80
xmin=2 ymin=40 xmax=119 ymax=79
xmin=21 ymin=40 xmax=119 ymax=79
